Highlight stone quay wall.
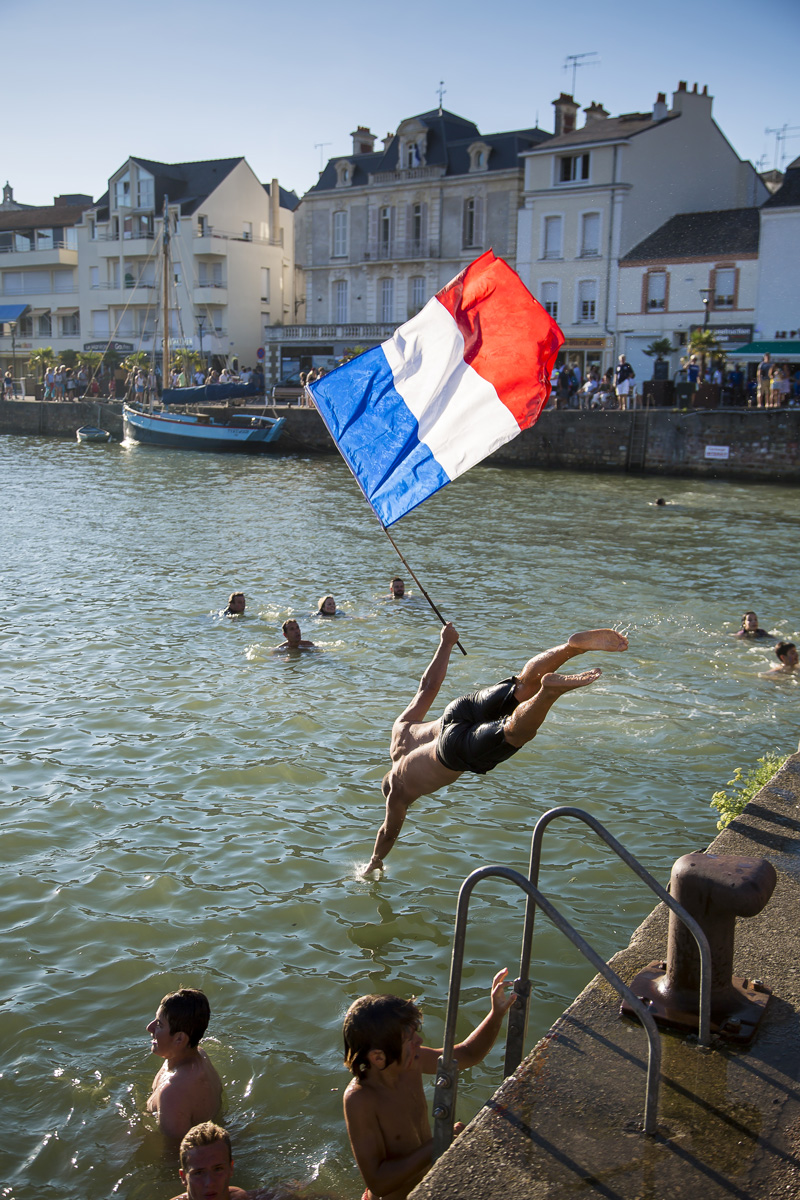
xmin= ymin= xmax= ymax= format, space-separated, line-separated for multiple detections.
xmin=1 ymin=400 xmax=798 ymax=483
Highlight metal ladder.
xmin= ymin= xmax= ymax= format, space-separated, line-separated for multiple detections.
xmin=431 ymin=806 xmax=711 ymax=1161
xmin=626 ymin=406 xmax=649 ymax=471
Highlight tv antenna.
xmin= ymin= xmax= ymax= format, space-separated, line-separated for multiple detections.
xmin=314 ymin=142 xmax=332 ymax=172
xmin=563 ymin=52 xmax=599 ymax=97
xmin=765 ymin=124 xmax=800 ymax=170
xmin=436 ymin=80 xmax=446 ymax=115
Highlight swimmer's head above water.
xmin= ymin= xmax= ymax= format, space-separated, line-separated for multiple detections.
xmin=342 ymin=993 xmax=422 ymax=1080
xmin=317 ymin=594 xmax=336 ymax=616
xmin=225 ymin=592 xmax=245 ymax=615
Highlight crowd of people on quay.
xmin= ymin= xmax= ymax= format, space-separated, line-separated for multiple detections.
xmin=550 ymin=351 xmax=800 ymax=411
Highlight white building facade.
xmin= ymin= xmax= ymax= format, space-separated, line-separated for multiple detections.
xmin=754 ymin=156 xmax=800 ymax=342
xmin=273 ymin=111 xmax=548 ymax=383
xmin=77 ymin=156 xmax=298 ymax=372
xmin=516 ymin=84 xmax=767 ymax=380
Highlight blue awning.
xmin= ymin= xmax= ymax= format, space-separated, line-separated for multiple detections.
xmin=0 ymin=303 xmax=30 ymax=323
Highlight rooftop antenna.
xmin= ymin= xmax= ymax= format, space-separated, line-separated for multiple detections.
xmin=563 ymin=51 xmax=599 ymax=97
xmin=314 ymin=142 xmax=332 ymax=172
xmin=765 ymin=124 xmax=800 ymax=170
xmin=436 ymin=80 xmax=446 ymax=116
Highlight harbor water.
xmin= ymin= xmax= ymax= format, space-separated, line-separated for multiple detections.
xmin=1 ymin=435 xmax=798 ymax=1200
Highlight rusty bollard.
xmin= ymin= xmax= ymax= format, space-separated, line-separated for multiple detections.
xmin=623 ymin=853 xmax=776 ymax=1043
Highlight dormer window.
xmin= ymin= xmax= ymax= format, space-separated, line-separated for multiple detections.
xmin=395 ymin=120 xmax=428 ymax=171
xmin=468 ymin=141 xmax=491 ymax=172
xmin=114 ymin=171 xmax=131 ymax=208
xmin=335 ymin=160 xmax=353 ymax=187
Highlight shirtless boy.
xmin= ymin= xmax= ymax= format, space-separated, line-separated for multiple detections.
xmin=273 ymin=619 xmax=315 ymax=651
xmin=146 ymin=988 xmax=222 ymax=1140
xmin=169 ymin=1123 xmax=247 ymax=1200
xmin=760 ymin=641 xmax=798 ymax=677
xmin=343 ymin=970 xmax=515 ymax=1200
xmin=365 ymin=624 xmax=628 ymax=872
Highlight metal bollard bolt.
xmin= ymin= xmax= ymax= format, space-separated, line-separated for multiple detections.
xmin=623 ymin=853 xmax=776 ymax=1043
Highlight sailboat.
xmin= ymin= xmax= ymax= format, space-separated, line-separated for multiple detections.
xmin=123 ymin=199 xmax=284 ymax=453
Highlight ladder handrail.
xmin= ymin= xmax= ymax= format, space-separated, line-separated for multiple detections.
xmin=504 ymin=806 xmax=711 ymax=1081
xmin=431 ymin=864 xmax=663 ymax=1162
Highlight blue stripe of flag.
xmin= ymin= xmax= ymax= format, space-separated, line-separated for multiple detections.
xmin=310 ymin=346 xmax=450 ymax=527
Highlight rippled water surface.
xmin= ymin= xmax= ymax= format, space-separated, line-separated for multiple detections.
xmin=1 ymin=435 xmax=798 ymax=1199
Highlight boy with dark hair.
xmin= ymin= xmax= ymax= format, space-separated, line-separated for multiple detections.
xmin=342 ymin=970 xmax=515 ymax=1200
xmin=146 ymin=988 xmax=222 ymax=1139
xmin=760 ymin=641 xmax=798 ymax=677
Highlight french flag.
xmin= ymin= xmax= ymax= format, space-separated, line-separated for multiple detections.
xmin=309 ymin=250 xmax=563 ymax=527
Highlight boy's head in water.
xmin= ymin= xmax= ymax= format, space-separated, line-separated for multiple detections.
xmin=342 ymin=994 xmax=422 ymax=1080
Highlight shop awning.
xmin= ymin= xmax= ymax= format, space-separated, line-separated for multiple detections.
xmin=0 ymin=303 xmax=30 ymax=323
xmin=727 ymin=340 xmax=800 ymax=361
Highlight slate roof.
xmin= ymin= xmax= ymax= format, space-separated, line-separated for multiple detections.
xmin=530 ymin=111 xmax=677 ymax=152
xmin=129 ymin=156 xmax=244 ymax=216
xmin=307 ymin=108 xmax=550 ymax=193
xmin=621 ymin=208 xmax=761 ymax=261
xmin=763 ymin=157 xmax=800 ymax=208
xmin=0 ymin=200 xmax=93 ymax=232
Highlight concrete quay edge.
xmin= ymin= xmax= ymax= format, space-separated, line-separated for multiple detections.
xmin=411 ymin=753 xmax=800 ymax=1200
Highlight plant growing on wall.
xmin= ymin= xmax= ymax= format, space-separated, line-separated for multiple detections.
xmin=711 ymin=750 xmax=788 ymax=830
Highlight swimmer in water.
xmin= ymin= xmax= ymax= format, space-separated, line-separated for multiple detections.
xmin=146 ymin=990 xmax=222 ymax=1140
xmin=273 ymin=619 xmax=315 ymax=651
xmin=342 ymin=970 xmax=515 ymax=1200
xmin=760 ymin=641 xmax=798 ymax=677
xmin=317 ymin=594 xmax=337 ymax=616
xmin=389 ymin=577 xmax=405 ymax=598
xmin=170 ymin=1124 xmax=247 ymax=1200
xmin=364 ymin=624 xmax=628 ymax=873
xmin=734 ymin=611 xmax=773 ymax=640
xmin=225 ymin=592 xmax=246 ymax=615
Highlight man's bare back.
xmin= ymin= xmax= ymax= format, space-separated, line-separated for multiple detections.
xmin=365 ymin=625 xmax=628 ymax=872
xmin=148 ymin=1048 xmax=222 ymax=1137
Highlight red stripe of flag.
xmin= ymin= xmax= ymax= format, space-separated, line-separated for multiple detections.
xmin=435 ymin=250 xmax=564 ymax=429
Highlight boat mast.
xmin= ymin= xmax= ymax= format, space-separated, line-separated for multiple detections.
xmin=161 ymin=194 xmax=170 ymax=387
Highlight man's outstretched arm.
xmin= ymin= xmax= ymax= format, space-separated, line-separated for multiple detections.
xmin=397 ymin=622 xmax=460 ymax=725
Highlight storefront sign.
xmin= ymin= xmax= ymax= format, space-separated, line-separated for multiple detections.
xmin=83 ymin=340 xmax=134 ymax=353
xmin=689 ymin=325 xmax=753 ymax=346
xmin=562 ymin=338 xmax=606 ymax=349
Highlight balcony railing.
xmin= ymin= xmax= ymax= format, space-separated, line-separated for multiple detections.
xmin=369 ymin=166 xmax=444 ymax=184
xmin=265 ymin=322 xmax=396 ymax=341
xmin=0 ymin=239 xmax=78 ymax=253
xmin=362 ymin=239 xmax=440 ymax=262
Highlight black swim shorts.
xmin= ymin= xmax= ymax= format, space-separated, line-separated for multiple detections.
xmin=436 ymin=676 xmax=523 ymax=774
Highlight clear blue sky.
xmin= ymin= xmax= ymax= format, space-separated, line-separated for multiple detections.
xmin=5 ymin=0 xmax=799 ymax=207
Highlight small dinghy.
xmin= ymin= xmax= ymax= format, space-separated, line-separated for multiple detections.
xmin=76 ymin=426 xmax=111 ymax=443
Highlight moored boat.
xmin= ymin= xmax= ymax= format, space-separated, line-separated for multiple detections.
xmin=123 ymin=403 xmax=284 ymax=453
xmin=76 ymin=425 xmax=111 ymax=443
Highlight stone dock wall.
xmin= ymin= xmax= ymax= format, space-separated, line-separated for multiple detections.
xmin=1 ymin=399 xmax=798 ymax=482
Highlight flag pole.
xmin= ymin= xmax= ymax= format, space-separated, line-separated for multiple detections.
xmin=379 ymin=521 xmax=467 ymax=656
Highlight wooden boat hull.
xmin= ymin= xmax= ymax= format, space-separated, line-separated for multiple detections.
xmin=123 ymin=405 xmax=284 ymax=454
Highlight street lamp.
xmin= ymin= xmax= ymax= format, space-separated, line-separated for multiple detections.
xmin=9 ymin=320 xmax=16 ymax=397
xmin=197 ymin=316 xmax=206 ymax=371
xmin=699 ymin=287 xmax=712 ymax=329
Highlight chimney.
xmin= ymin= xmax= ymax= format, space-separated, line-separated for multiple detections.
xmin=583 ymin=101 xmax=609 ymax=126
xmin=653 ymin=92 xmax=668 ymax=120
xmin=382 ymin=131 xmax=394 ymax=151
xmin=270 ymin=178 xmax=280 ymax=246
xmin=671 ymin=81 xmax=713 ymax=114
xmin=552 ymin=93 xmax=579 ymax=137
xmin=351 ymin=125 xmax=376 ymax=155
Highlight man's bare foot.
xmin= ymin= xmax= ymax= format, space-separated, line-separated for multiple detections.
xmin=568 ymin=629 xmax=628 ymax=653
xmin=541 ymin=668 xmax=602 ymax=691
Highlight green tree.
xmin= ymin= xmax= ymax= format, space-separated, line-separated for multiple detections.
xmin=688 ymin=328 xmax=723 ymax=382
xmin=643 ymin=339 xmax=674 ymax=380
xmin=121 ymin=351 xmax=151 ymax=372
xmin=27 ymin=346 xmax=55 ymax=381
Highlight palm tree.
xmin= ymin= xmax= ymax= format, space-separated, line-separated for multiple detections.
xmin=687 ymin=328 xmax=723 ymax=382
xmin=28 ymin=346 xmax=55 ymax=383
xmin=643 ymin=339 xmax=674 ymax=379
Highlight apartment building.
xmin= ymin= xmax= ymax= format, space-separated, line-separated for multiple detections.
xmin=77 ymin=156 xmax=299 ymax=370
xmin=0 ymin=184 xmax=94 ymax=376
xmin=618 ymin=208 xmax=760 ymax=381
xmin=273 ymin=110 xmax=549 ymax=383
xmin=754 ymin=156 xmax=800 ymax=344
xmin=516 ymin=83 xmax=767 ymax=380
